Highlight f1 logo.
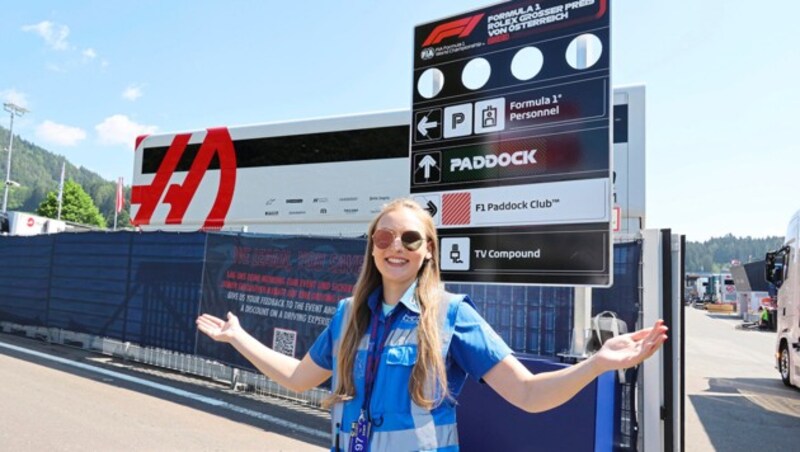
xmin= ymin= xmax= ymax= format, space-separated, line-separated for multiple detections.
xmin=422 ymin=14 xmax=485 ymax=47
xmin=131 ymin=128 xmax=237 ymax=230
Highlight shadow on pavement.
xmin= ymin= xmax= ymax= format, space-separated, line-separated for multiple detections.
xmin=690 ymin=377 xmax=800 ymax=451
xmin=703 ymin=313 xmax=742 ymax=320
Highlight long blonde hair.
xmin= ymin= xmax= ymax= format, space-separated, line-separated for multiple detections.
xmin=323 ymin=198 xmax=448 ymax=410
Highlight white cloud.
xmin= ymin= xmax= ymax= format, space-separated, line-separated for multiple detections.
xmin=36 ymin=120 xmax=87 ymax=146
xmin=45 ymin=63 xmax=65 ymax=73
xmin=82 ymin=48 xmax=97 ymax=59
xmin=0 ymin=89 xmax=29 ymax=109
xmin=22 ymin=21 xmax=70 ymax=50
xmin=95 ymin=115 xmax=158 ymax=149
xmin=122 ymin=85 xmax=143 ymax=101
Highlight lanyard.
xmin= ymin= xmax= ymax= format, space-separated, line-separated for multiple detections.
xmin=362 ymin=306 xmax=400 ymax=416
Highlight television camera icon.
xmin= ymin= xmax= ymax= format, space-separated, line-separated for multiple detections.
xmin=440 ymin=237 xmax=470 ymax=271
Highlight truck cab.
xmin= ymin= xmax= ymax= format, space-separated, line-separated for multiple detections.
xmin=765 ymin=211 xmax=799 ymax=387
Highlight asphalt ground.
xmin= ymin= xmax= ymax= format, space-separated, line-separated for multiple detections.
xmin=5 ymin=307 xmax=800 ymax=451
xmin=0 ymin=332 xmax=328 ymax=451
xmin=683 ymin=305 xmax=800 ymax=451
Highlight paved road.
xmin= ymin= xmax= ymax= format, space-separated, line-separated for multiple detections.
xmin=4 ymin=308 xmax=800 ymax=451
xmin=0 ymin=334 xmax=328 ymax=452
xmin=684 ymin=306 xmax=800 ymax=451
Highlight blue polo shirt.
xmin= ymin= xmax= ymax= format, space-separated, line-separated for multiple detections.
xmin=308 ymin=282 xmax=512 ymax=451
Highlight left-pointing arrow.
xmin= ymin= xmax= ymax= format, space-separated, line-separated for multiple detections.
xmin=417 ymin=115 xmax=438 ymax=136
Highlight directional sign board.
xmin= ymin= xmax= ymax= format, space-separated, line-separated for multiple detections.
xmin=411 ymin=0 xmax=612 ymax=286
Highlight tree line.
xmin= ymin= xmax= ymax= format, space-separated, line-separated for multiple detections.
xmin=0 ymin=126 xmax=130 ymax=228
xmin=685 ymin=234 xmax=784 ymax=273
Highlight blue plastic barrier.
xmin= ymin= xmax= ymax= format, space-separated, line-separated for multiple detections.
xmin=457 ymin=355 xmax=615 ymax=451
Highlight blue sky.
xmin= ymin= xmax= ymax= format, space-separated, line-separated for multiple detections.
xmin=0 ymin=1 xmax=797 ymax=241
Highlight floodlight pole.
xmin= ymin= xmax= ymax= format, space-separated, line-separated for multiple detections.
xmin=2 ymin=102 xmax=28 ymax=213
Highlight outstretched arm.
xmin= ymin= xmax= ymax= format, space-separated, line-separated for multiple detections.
xmin=484 ymin=320 xmax=667 ymax=413
xmin=196 ymin=312 xmax=331 ymax=393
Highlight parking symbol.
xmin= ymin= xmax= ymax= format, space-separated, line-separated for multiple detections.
xmin=474 ymin=98 xmax=505 ymax=134
xmin=444 ymin=103 xmax=473 ymax=138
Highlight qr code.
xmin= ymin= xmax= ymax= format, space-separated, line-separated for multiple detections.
xmin=272 ymin=328 xmax=297 ymax=358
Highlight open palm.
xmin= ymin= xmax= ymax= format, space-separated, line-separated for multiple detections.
xmin=196 ymin=312 xmax=241 ymax=343
xmin=594 ymin=320 xmax=668 ymax=373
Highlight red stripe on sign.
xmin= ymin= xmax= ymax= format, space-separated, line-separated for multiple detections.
xmin=442 ymin=193 xmax=471 ymax=225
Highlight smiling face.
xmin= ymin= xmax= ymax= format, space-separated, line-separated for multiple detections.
xmin=371 ymin=207 xmax=433 ymax=295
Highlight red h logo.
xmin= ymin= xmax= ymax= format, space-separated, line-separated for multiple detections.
xmin=131 ymin=127 xmax=237 ymax=230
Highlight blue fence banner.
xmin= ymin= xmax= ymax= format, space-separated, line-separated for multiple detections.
xmin=0 ymin=234 xmax=54 ymax=326
xmin=0 ymin=231 xmax=207 ymax=353
xmin=0 ymin=231 xmax=642 ymax=449
xmin=197 ymin=233 xmax=365 ymax=369
xmin=125 ymin=232 xmax=206 ymax=353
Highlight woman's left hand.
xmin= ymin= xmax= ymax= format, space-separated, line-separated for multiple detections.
xmin=592 ymin=320 xmax=668 ymax=373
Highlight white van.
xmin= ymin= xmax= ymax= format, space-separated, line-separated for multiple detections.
xmin=765 ymin=210 xmax=798 ymax=387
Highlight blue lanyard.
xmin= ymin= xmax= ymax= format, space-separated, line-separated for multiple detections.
xmin=362 ymin=306 xmax=400 ymax=416
xmin=348 ymin=305 xmax=402 ymax=452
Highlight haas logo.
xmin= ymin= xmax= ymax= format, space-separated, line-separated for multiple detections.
xmin=131 ymin=127 xmax=237 ymax=230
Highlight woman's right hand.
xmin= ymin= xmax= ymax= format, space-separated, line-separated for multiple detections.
xmin=196 ymin=312 xmax=241 ymax=343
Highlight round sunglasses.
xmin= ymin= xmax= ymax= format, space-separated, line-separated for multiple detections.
xmin=372 ymin=228 xmax=425 ymax=251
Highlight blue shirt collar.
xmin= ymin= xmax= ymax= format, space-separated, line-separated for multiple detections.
xmin=367 ymin=281 xmax=420 ymax=315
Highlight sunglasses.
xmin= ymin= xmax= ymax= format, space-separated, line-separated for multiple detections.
xmin=372 ymin=228 xmax=425 ymax=251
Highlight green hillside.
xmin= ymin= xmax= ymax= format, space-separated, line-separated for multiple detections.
xmin=685 ymin=234 xmax=784 ymax=273
xmin=0 ymin=126 xmax=130 ymax=228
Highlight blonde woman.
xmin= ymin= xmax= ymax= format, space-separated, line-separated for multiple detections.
xmin=196 ymin=198 xmax=667 ymax=451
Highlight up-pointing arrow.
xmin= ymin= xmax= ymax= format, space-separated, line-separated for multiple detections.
xmin=418 ymin=155 xmax=438 ymax=180
xmin=417 ymin=115 xmax=438 ymax=137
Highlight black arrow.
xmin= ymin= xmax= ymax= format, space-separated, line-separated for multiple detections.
xmin=425 ymin=200 xmax=438 ymax=218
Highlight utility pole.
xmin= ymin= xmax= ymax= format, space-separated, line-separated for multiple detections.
xmin=57 ymin=160 xmax=66 ymax=220
xmin=2 ymin=102 xmax=29 ymax=213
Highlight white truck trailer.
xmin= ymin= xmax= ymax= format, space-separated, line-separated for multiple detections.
xmin=1 ymin=211 xmax=66 ymax=236
xmin=130 ymin=87 xmax=645 ymax=238
xmin=130 ymin=110 xmax=410 ymax=236
xmin=765 ymin=210 xmax=798 ymax=387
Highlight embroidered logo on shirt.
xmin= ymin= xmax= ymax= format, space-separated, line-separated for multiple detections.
xmin=401 ymin=313 xmax=420 ymax=324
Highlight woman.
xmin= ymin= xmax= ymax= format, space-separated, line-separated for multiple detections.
xmin=197 ymin=198 xmax=667 ymax=451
